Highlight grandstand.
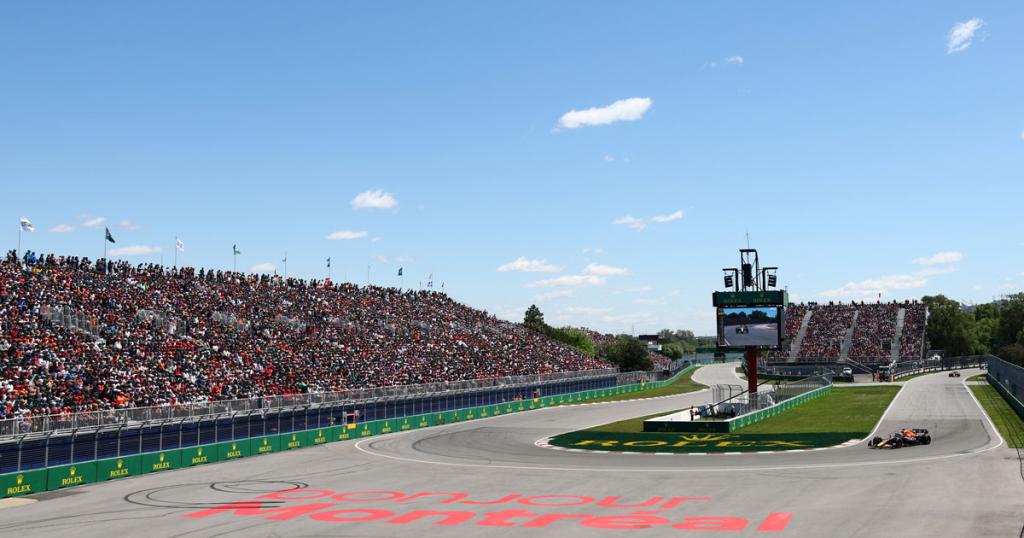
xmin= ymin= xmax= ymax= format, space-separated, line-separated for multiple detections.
xmin=0 ymin=251 xmax=610 ymax=421
xmin=767 ymin=302 xmax=927 ymax=365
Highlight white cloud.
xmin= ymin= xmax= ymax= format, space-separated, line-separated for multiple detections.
xmin=725 ymin=55 xmax=744 ymax=65
xmin=251 ymin=263 xmax=277 ymax=273
xmin=377 ymin=255 xmax=390 ymax=263
xmin=80 ymin=216 xmax=107 ymax=228
xmin=603 ymin=155 xmax=616 ymax=162
xmin=108 ymin=245 xmax=162 ymax=256
xmin=947 ymin=18 xmax=983 ymax=54
xmin=602 ymin=311 xmax=655 ymax=324
xmin=497 ymin=256 xmax=562 ymax=273
xmin=394 ymin=256 xmax=415 ymax=263
xmin=820 ymin=274 xmax=928 ymax=300
xmin=912 ymin=251 xmax=963 ymax=265
xmin=351 ymin=189 xmax=398 ymax=209
xmin=633 ymin=297 xmax=668 ymax=305
xmin=650 ymin=210 xmax=683 ymax=223
xmin=326 ymin=230 xmax=369 ymax=240
xmin=534 ymin=289 xmax=574 ymax=301
xmin=564 ymin=306 xmax=611 ymax=315
xmin=527 ymin=275 xmax=606 ymax=288
xmin=1019 ymin=130 xmax=1024 ymax=142
xmin=118 ymin=220 xmax=140 ymax=230
xmin=612 ymin=215 xmax=646 ymax=231
xmin=583 ymin=263 xmax=629 ymax=276
xmin=49 ymin=224 xmax=75 ymax=233
xmin=558 ymin=97 xmax=652 ymax=129
xmin=613 ymin=209 xmax=684 ymax=231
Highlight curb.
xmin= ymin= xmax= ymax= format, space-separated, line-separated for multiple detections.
xmin=534 ymin=436 xmax=864 ymax=456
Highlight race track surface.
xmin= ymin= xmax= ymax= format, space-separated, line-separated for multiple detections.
xmin=1 ymin=364 xmax=1021 ymax=537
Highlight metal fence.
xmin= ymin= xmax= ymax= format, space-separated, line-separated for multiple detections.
xmin=0 ymin=368 xmax=660 ymax=473
xmin=891 ymin=355 xmax=987 ymax=378
xmin=987 ymin=355 xmax=1024 ymax=416
xmin=713 ymin=374 xmax=832 ymax=416
xmin=0 ymin=367 xmax=623 ymax=437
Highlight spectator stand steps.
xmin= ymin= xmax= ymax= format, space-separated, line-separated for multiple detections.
xmin=789 ymin=309 xmax=814 ymax=363
xmin=840 ymin=310 xmax=859 ymax=361
xmin=891 ymin=307 xmax=906 ymax=362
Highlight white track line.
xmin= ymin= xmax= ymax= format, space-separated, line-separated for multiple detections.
xmin=961 ymin=374 xmax=1005 ymax=450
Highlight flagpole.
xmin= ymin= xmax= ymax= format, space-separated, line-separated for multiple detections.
xmin=103 ymin=229 xmax=107 ymax=260
xmin=17 ymin=227 xmax=21 ymax=259
xmin=284 ymin=253 xmax=288 ymax=280
xmin=174 ymin=237 xmax=178 ymax=269
xmin=367 ymin=265 xmax=370 ymax=286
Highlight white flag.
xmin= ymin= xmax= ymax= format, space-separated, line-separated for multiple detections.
xmin=19 ymin=218 xmax=34 ymax=232
xmin=175 ymin=238 xmax=184 ymax=252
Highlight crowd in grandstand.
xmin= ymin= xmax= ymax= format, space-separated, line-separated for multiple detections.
xmin=770 ymin=301 xmax=927 ymax=363
xmin=0 ymin=251 xmax=609 ymax=421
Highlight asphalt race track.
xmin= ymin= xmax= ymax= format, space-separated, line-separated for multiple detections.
xmin=721 ymin=323 xmax=779 ymax=347
xmin=1 ymin=364 xmax=1022 ymax=537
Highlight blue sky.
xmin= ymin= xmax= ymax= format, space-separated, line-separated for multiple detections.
xmin=3 ymin=2 xmax=1022 ymax=335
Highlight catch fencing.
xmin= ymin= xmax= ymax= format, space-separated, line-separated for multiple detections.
xmin=987 ymin=355 xmax=1024 ymax=420
xmin=0 ymin=367 xmax=654 ymax=473
xmin=0 ymin=367 xmax=623 ymax=437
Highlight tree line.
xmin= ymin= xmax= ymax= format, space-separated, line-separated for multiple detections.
xmin=922 ymin=293 xmax=1024 ymax=365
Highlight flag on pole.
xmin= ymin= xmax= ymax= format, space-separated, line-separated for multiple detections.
xmin=233 ymin=244 xmax=241 ymax=255
xmin=282 ymin=254 xmax=287 ymax=263
xmin=427 ymin=273 xmax=433 ymax=288
xmin=326 ymin=257 xmax=331 ymax=268
xmin=105 ymin=228 xmax=116 ymax=243
xmin=397 ymin=267 xmax=403 ymax=276
xmin=175 ymin=238 xmax=185 ymax=252
xmin=19 ymin=218 xmax=34 ymax=232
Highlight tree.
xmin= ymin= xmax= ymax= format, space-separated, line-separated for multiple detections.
xmin=523 ymin=305 xmax=544 ymax=330
xmin=997 ymin=293 xmax=1024 ymax=348
xmin=599 ymin=335 xmax=653 ymax=372
xmin=921 ymin=295 xmax=982 ymax=356
xmin=661 ymin=342 xmax=684 ymax=360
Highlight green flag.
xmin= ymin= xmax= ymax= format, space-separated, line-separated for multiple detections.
xmin=105 ymin=228 xmax=116 ymax=243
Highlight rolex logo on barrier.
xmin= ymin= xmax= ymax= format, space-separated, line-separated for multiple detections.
xmin=227 ymin=441 xmax=242 ymax=459
xmin=109 ymin=458 xmax=129 ymax=478
xmin=153 ymin=452 xmax=170 ymax=470
xmin=288 ymin=433 xmax=301 ymax=448
xmin=61 ymin=466 xmax=84 ymax=487
xmin=192 ymin=447 xmax=208 ymax=465
xmin=258 ymin=437 xmax=273 ymax=453
xmin=6 ymin=474 xmax=30 ymax=496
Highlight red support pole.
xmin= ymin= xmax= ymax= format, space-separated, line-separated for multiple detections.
xmin=745 ymin=347 xmax=758 ymax=395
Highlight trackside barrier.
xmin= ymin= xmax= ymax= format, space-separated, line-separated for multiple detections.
xmin=0 ymin=365 xmax=700 ymax=498
xmin=987 ymin=356 xmax=1024 ymax=421
xmin=728 ymin=385 xmax=832 ymax=432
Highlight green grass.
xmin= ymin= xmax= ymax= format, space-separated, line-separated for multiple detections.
xmin=740 ymin=386 xmax=900 ymax=435
xmin=582 ymin=385 xmax=899 ymax=436
xmin=548 ymin=367 xmax=707 ymax=409
xmin=967 ymin=373 xmax=987 ymax=382
xmin=969 ymin=384 xmax=1024 ymax=449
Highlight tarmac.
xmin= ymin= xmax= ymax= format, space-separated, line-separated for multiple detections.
xmin=0 ymin=364 xmax=1021 ymax=537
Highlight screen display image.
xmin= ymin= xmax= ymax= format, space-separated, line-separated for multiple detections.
xmin=717 ymin=306 xmax=781 ymax=347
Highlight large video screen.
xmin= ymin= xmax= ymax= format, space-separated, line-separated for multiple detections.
xmin=717 ymin=306 xmax=781 ymax=348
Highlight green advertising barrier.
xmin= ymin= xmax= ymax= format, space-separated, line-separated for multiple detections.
xmin=182 ymin=445 xmax=216 ymax=467
xmin=1 ymin=469 xmax=47 ymax=497
xmin=218 ymin=440 xmax=250 ymax=461
xmin=142 ymin=449 xmax=180 ymax=473
xmin=97 ymin=455 xmax=140 ymax=481
xmin=47 ymin=461 xmax=96 ymax=490
xmin=358 ymin=420 xmax=380 ymax=438
xmin=311 ymin=428 xmax=330 ymax=445
xmin=416 ymin=414 xmax=433 ymax=429
xmin=281 ymin=431 xmax=308 ymax=450
xmin=250 ymin=435 xmax=280 ymax=455
xmin=380 ymin=419 xmax=398 ymax=434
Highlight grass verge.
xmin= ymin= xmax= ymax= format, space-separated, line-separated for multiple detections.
xmin=741 ymin=386 xmax=899 ymax=434
xmin=969 ymin=384 xmax=1024 ymax=449
xmin=967 ymin=373 xmax=987 ymax=382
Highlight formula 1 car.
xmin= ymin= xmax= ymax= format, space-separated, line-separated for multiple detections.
xmin=948 ymin=371 xmax=961 ymax=378
xmin=868 ymin=428 xmax=931 ymax=449
xmin=735 ymin=326 xmax=750 ymax=334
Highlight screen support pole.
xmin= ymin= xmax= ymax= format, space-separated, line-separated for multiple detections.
xmin=745 ymin=347 xmax=758 ymax=395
